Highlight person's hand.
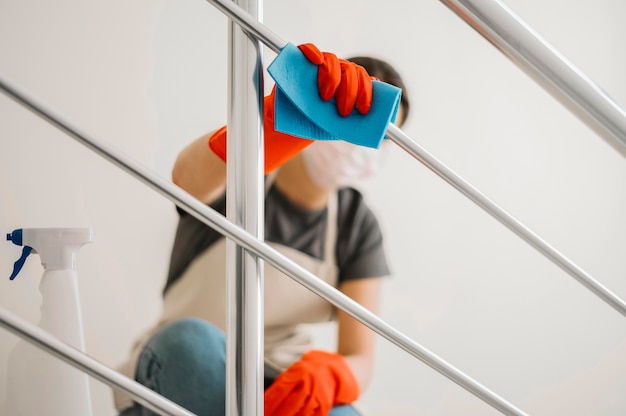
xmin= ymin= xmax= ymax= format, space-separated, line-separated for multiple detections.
xmin=264 ymin=350 xmax=359 ymax=416
xmin=298 ymin=43 xmax=375 ymax=117
xmin=208 ymin=86 xmax=313 ymax=174
xmin=209 ymin=44 xmax=376 ymax=173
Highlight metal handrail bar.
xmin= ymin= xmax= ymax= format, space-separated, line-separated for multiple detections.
xmin=386 ymin=123 xmax=626 ymax=316
xmin=440 ymin=0 xmax=626 ymax=158
xmin=204 ymin=0 xmax=626 ymax=316
xmin=207 ymin=0 xmax=285 ymax=52
xmin=205 ymin=0 xmax=626 ymax=158
xmin=0 ymin=306 xmax=195 ymax=416
xmin=0 ymin=76 xmax=527 ymax=416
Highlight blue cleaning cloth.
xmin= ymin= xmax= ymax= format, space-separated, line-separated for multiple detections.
xmin=267 ymin=43 xmax=402 ymax=149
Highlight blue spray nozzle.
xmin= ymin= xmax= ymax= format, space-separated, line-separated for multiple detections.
xmin=7 ymin=229 xmax=23 ymax=246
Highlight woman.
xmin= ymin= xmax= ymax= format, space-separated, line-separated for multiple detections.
xmin=116 ymin=47 xmax=410 ymax=416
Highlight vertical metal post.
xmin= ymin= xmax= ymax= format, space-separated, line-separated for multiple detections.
xmin=226 ymin=0 xmax=264 ymax=414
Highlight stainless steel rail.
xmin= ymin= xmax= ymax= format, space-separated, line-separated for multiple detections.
xmin=440 ymin=0 xmax=626 ymax=158
xmin=226 ymin=0 xmax=265 ymax=414
xmin=0 ymin=76 xmax=528 ymax=416
xmin=0 ymin=306 xmax=196 ymax=416
xmin=207 ymin=0 xmax=285 ymax=51
xmin=386 ymin=123 xmax=626 ymax=317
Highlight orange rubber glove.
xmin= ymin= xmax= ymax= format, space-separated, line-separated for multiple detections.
xmin=210 ymin=43 xmax=376 ymax=173
xmin=208 ymin=87 xmax=314 ymax=174
xmin=298 ymin=43 xmax=375 ymax=117
xmin=264 ymin=350 xmax=359 ymax=416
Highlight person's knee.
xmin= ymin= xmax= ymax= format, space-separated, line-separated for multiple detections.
xmin=147 ymin=318 xmax=225 ymax=364
xmin=135 ymin=319 xmax=227 ymax=414
xmin=137 ymin=318 xmax=226 ymax=388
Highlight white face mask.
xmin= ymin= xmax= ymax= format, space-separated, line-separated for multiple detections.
xmin=302 ymin=140 xmax=383 ymax=190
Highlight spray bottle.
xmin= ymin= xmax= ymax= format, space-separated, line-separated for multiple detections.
xmin=5 ymin=227 xmax=94 ymax=416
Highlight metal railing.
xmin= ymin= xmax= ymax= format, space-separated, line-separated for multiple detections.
xmin=205 ymin=0 xmax=626 ymax=315
xmin=1 ymin=0 xmax=625 ymax=415
xmin=0 ymin=306 xmax=195 ymax=415
xmin=441 ymin=0 xmax=626 ymax=158
xmin=225 ymin=1 xmax=265 ymax=413
xmin=0 ymin=72 xmax=528 ymax=415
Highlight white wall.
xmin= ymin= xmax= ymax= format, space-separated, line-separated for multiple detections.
xmin=1 ymin=0 xmax=625 ymax=415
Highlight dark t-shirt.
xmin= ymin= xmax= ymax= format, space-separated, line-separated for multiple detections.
xmin=165 ymin=182 xmax=389 ymax=294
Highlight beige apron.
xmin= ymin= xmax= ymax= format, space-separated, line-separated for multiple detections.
xmin=115 ymin=180 xmax=339 ymax=411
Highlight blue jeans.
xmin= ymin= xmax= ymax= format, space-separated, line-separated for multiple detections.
xmin=120 ymin=318 xmax=360 ymax=416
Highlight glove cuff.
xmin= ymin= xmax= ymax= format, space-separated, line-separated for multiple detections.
xmin=207 ymin=90 xmax=313 ymax=174
xmin=302 ymin=350 xmax=360 ymax=404
xmin=208 ymin=126 xmax=228 ymax=163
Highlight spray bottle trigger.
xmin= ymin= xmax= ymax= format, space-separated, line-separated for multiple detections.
xmin=9 ymin=246 xmax=33 ymax=281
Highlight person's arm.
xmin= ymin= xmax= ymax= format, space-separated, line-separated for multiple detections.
xmin=172 ymin=42 xmax=377 ymax=206
xmin=171 ymin=130 xmax=227 ymax=205
xmin=337 ymin=276 xmax=383 ymax=392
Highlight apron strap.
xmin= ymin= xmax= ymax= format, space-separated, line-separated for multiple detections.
xmin=324 ymin=191 xmax=338 ymax=268
xmin=265 ymin=169 xmax=338 ymax=268
xmin=265 ymin=170 xmax=279 ymax=194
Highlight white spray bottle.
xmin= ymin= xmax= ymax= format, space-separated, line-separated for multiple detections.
xmin=5 ymin=227 xmax=94 ymax=416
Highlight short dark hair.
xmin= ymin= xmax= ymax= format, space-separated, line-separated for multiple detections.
xmin=348 ymin=56 xmax=410 ymax=127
